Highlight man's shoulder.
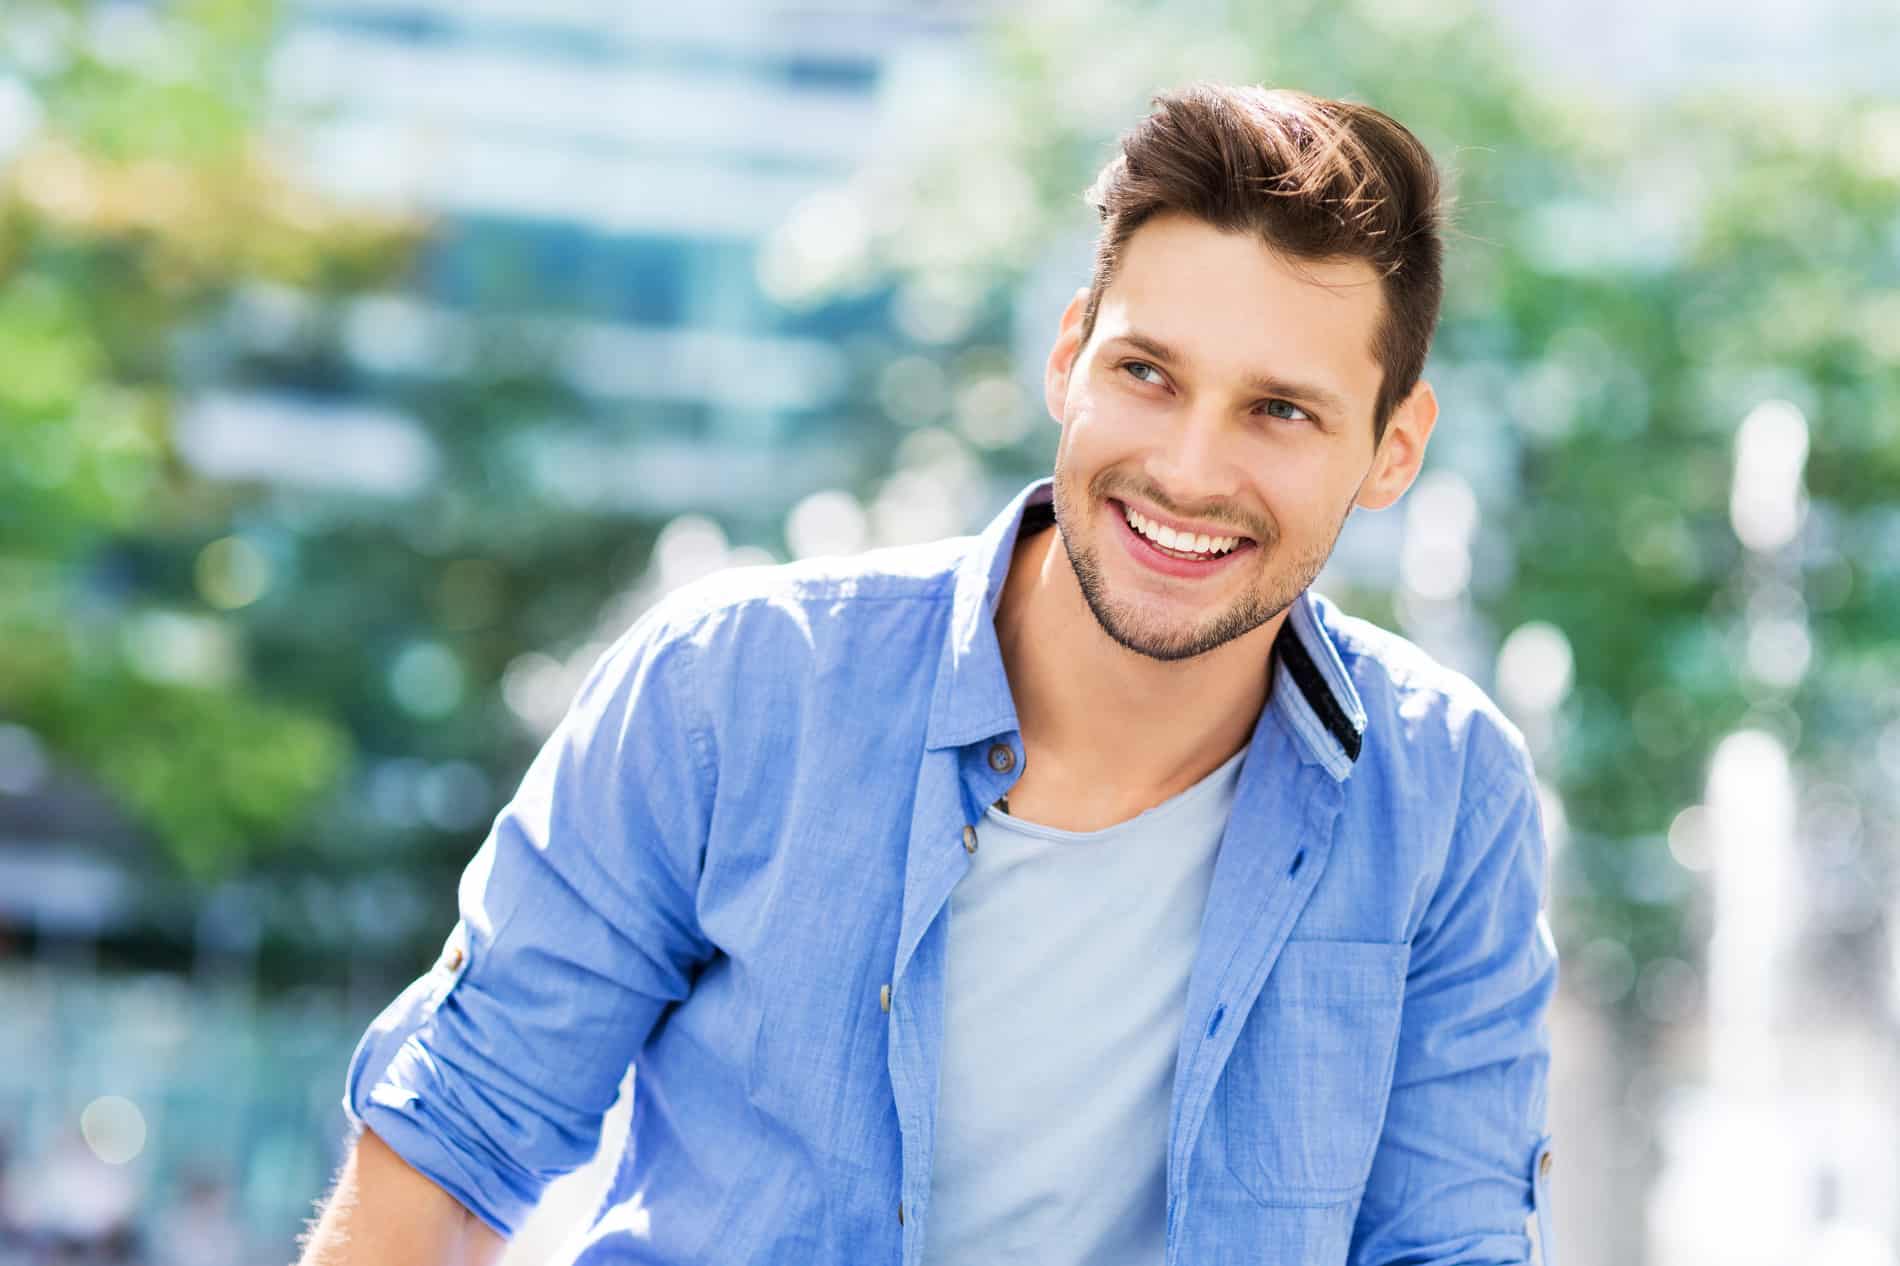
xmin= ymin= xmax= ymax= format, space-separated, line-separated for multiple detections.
xmin=633 ymin=534 xmax=972 ymax=653
xmin=1310 ymin=593 xmax=1533 ymax=796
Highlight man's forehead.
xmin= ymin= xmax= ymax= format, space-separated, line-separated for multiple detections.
xmin=1099 ymin=216 xmax=1387 ymax=384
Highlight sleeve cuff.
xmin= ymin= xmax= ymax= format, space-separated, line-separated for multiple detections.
xmin=340 ymin=943 xmax=546 ymax=1238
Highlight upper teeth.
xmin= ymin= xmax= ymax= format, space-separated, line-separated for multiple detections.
xmin=1124 ymin=505 xmax=1241 ymax=556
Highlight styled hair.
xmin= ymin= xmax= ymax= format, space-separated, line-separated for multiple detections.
xmin=1081 ymin=83 xmax=1446 ymax=442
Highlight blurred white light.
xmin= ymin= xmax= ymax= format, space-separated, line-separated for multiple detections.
xmin=1878 ymin=718 xmax=1900 ymax=783
xmin=1535 ymin=779 xmax=1568 ymax=857
xmin=177 ymin=391 xmax=438 ymax=497
xmin=80 ymin=1096 xmax=146 ymax=1166
xmin=389 ymin=641 xmax=465 ymax=719
xmin=1705 ymin=729 xmax=1795 ymax=1091
xmin=0 ymin=723 xmax=49 ymax=795
xmin=342 ymin=294 xmax=469 ymax=376
xmin=1636 ymin=956 xmax=1699 ymax=1024
xmin=1400 ymin=470 xmax=1478 ymax=600
xmin=501 ymin=650 xmax=571 ymax=734
xmin=1708 ymin=729 xmax=1795 ymax=836
xmin=1509 ymin=359 xmax=1581 ymax=442
xmin=85 ymin=5 xmax=166 ymax=71
xmin=786 ymin=489 xmax=868 ymax=561
xmin=954 ymin=375 xmax=1030 ymax=449
xmin=123 ymin=611 xmax=238 ymax=688
xmin=1407 ymin=470 xmax=1480 ymax=545
xmin=1667 ymin=805 xmax=1713 ymax=872
xmin=872 ymin=469 xmax=962 ymax=547
xmin=194 ymin=536 xmax=272 ymax=611
xmin=723 ymin=546 xmax=776 ymax=569
xmin=758 ymin=187 xmax=870 ymax=307
xmin=1730 ymin=399 xmax=1809 ymax=551
xmin=951 ymin=155 xmax=1034 ymax=254
xmin=1496 ymin=621 xmax=1574 ymax=716
xmin=1856 ymin=107 xmax=1900 ymax=181
xmin=1809 ymin=1226 xmax=1893 ymax=1266
xmin=1573 ymin=936 xmax=1637 ymax=1007
xmin=1399 ymin=539 xmax=1469 ymax=601
xmin=877 ymin=355 xmax=949 ymax=427
xmin=1361 ymin=0 xmax=1464 ymax=36
xmin=226 ymin=283 xmax=315 ymax=356
xmin=653 ymin=515 xmax=728 ymax=592
xmin=1745 ymin=617 xmax=1812 ymax=689
xmin=0 ymin=76 xmax=44 ymax=160
xmin=893 ymin=273 xmax=980 ymax=346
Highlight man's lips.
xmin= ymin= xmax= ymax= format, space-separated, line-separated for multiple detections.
xmin=1109 ymin=498 xmax=1257 ymax=576
xmin=1112 ymin=498 xmax=1257 ymax=551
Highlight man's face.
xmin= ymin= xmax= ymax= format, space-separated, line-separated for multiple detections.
xmin=1045 ymin=211 xmax=1397 ymax=663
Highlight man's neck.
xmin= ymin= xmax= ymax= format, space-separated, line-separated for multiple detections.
xmin=991 ymin=518 xmax=1283 ymax=831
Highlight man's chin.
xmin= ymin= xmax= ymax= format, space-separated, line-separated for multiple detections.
xmin=1082 ymin=592 xmax=1267 ymax=664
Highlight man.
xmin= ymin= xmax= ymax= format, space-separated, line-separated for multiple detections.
xmin=299 ymin=83 xmax=1559 ymax=1266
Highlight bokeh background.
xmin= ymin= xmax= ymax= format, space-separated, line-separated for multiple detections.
xmin=2 ymin=1 xmax=1898 ymax=1262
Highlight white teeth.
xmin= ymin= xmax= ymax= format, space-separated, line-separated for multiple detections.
xmin=1122 ymin=503 xmax=1243 ymax=558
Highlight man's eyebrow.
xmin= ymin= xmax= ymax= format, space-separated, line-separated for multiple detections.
xmin=1109 ymin=331 xmax=1352 ymax=418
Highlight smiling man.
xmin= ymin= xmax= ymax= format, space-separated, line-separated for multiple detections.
xmin=300 ymin=84 xmax=1559 ymax=1266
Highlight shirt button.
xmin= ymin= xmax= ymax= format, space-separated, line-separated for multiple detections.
xmin=1539 ymin=1149 xmax=1553 ymax=1179
xmin=441 ymin=945 xmax=465 ymax=972
xmin=879 ymin=983 xmax=891 ymax=1013
xmin=962 ymin=824 xmax=978 ymax=854
xmin=987 ymin=743 xmax=1015 ymax=774
xmin=897 ymin=1201 xmax=904 ymax=1226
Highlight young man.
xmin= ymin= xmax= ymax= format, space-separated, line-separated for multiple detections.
xmin=300 ymin=83 xmax=1559 ymax=1266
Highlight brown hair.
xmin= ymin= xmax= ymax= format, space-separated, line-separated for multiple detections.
xmin=1081 ymin=83 xmax=1445 ymax=443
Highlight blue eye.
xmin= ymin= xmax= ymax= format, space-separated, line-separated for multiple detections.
xmin=1262 ymin=399 xmax=1312 ymax=422
xmin=1121 ymin=360 xmax=1164 ymax=386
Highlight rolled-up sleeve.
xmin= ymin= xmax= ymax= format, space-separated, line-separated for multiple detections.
xmin=1349 ymin=724 xmax=1560 ymax=1266
xmin=342 ymin=608 xmax=717 ymax=1236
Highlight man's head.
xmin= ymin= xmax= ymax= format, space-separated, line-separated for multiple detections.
xmin=1043 ymin=83 xmax=1445 ymax=662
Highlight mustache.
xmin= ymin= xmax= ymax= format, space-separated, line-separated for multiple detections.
xmin=1090 ymin=473 xmax=1271 ymax=543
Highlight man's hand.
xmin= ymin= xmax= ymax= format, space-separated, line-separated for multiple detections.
xmin=296 ymin=1127 xmax=506 ymax=1266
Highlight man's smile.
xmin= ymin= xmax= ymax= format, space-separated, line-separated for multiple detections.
xmin=1108 ymin=497 xmax=1259 ymax=577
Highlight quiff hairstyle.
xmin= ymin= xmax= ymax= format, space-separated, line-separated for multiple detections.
xmin=1081 ymin=83 xmax=1446 ymax=443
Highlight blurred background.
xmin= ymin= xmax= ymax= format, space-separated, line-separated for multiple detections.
xmin=0 ymin=0 xmax=1897 ymax=1262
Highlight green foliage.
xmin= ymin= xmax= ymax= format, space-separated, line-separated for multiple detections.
xmin=0 ymin=0 xmax=417 ymax=880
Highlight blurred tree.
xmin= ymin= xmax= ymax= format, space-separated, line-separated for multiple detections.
xmin=2 ymin=1 xmax=712 ymax=982
xmin=0 ymin=0 xmax=415 ymax=881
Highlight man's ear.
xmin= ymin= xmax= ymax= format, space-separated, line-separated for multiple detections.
xmin=1355 ymin=380 xmax=1439 ymax=511
xmin=1043 ymin=287 xmax=1091 ymax=425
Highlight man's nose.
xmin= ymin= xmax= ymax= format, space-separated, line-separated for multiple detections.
xmin=1145 ymin=404 xmax=1238 ymax=506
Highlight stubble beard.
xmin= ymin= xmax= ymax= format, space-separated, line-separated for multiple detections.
xmin=1052 ymin=468 xmax=1343 ymax=664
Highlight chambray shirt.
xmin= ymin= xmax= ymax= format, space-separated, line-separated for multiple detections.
xmin=344 ymin=478 xmax=1561 ymax=1266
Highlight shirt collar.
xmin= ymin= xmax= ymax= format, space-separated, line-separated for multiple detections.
xmin=924 ymin=477 xmax=1367 ymax=779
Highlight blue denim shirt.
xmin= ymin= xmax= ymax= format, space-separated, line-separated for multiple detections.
xmin=345 ymin=478 xmax=1560 ymax=1266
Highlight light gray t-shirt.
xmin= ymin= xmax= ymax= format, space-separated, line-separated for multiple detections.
xmin=921 ymin=745 xmax=1247 ymax=1266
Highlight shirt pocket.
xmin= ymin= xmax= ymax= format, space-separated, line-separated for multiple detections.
xmin=1220 ymin=936 xmax=1410 ymax=1205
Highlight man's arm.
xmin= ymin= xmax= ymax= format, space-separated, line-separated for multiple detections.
xmin=317 ymin=603 xmax=720 ymax=1240
xmin=1349 ymin=724 xmax=1560 ymax=1266
xmin=297 ymin=1127 xmax=505 ymax=1266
